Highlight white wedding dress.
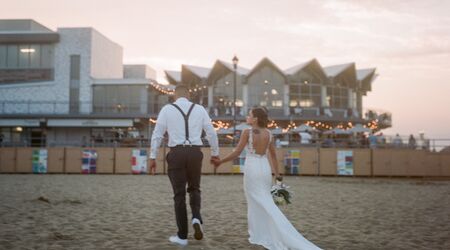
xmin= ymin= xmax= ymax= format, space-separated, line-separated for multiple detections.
xmin=243 ymin=129 xmax=322 ymax=250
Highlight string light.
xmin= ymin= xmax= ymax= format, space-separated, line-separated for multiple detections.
xmin=150 ymin=82 xmax=174 ymax=95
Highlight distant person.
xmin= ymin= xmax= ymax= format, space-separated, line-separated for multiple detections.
xmin=322 ymin=135 xmax=335 ymax=148
xmin=275 ymin=138 xmax=281 ymax=148
xmin=393 ymin=134 xmax=403 ymax=148
xmin=0 ymin=133 xmax=4 ymax=147
xmin=418 ymin=132 xmax=430 ymax=151
xmin=359 ymin=133 xmax=368 ymax=148
xmin=299 ymin=132 xmax=312 ymax=144
xmin=408 ymin=134 xmax=416 ymax=149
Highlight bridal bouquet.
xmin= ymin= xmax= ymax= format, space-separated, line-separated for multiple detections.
xmin=271 ymin=180 xmax=292 ymax=206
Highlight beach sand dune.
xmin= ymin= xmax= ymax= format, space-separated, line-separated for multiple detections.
xmin=0 ymin=175 xmax=449 ymax=249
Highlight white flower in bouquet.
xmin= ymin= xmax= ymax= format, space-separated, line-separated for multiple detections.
xmin=271 ymin=180 xmax=292 ymax=206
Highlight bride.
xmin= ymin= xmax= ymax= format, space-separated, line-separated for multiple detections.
xmin=212 ymin=107 xmax=322 ymax=250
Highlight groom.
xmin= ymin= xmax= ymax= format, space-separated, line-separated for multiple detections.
xmin=149 ymin=85 xmax=220 ymax=247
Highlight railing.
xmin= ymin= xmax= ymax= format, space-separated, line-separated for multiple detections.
xmin=0 ymin=68 xmax=54 ymax=84
xmin=0 ymin=100 xmax=392 ymax=125
xmin=1 ymin=135 xmax=449 ymax=152
xmin=0 ymin=101 xmax=165 ymax=116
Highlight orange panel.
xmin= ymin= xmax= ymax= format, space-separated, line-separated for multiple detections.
xmin=441 ymin=154 xmax=450 ymax=177
xmin=372 ymin=149 xmax=391 ymax=176
xmin=115 ymin=148 xmax=133 ymax=174
xmin=298 ymin=147 xmax=319 ymax=175
xmin=16 ymin=148 xmax=33 ymax=173
xmin=64 ymin=148 xmax=82 ymax=173
xmin=92 ymin=148 xmax=114 ymax=174
xmin=319 ymin=148 xmax=337 ymax=176
xmin=47 ymin=148 xmax=64 ymax=173
xmin=0 ymin=148 xmax=16 ymax=173
xmin=274 ymin=148 xmax=286 ymax=175
xmin=407 ymin=150 xmax=426 ymax=177
xmin=424 ymin=153 xmax=441 ymax=177
xmin=353 ymin=149 xmax=371 ymax=176
xmin=390 ymin=150 xmax=409 ymax=176
xmin=201 ymin=148 xmax=214 ymax=174
xmin=155 ymin=148 xmax=166 ymax=174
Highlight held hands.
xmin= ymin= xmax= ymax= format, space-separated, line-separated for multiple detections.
xmin=210 ymin=156 xmax=221 ymax=168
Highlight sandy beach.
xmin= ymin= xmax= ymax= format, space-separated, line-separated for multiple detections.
xmin=0 ymin=175 xmax=449 ymax=250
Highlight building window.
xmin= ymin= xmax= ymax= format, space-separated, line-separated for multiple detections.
xmin=6 ymin=45 xmax=18 ymax=68
xmin=326 ymin=86 xmax=349 ymax=109
xmin=0 ymin=44 xmax=53 ymax=69
xmin=213 ymin=75 xmax=243 ymax=116
xmin=0 ymin=44 xmax=55 ymax=84
xmin=40 ymin=44 xmax=54 ymax=68
xmin=0 ymin=45 xmax=6 ymax=68
xmin=93 ymin=85 xmax=147 ymax=114
xmin=248 ymin=81 xmax=284 ymax=109
xmin=18 ymin=45 xmax=30 ymax=68
xmin=289 ymin=83 xmax=321 ymax=108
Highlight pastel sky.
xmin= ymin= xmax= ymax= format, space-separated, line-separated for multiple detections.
xmin=3 ymin=0 xmax=450 ymax=139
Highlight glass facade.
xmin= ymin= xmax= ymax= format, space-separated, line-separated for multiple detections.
xmin=289 ymin=83 xmax=321 ymax=108
xmin=0 ymin=44 xmax=54 ymax=69
xmin=326 ymin=86 xmax=349 ymax=109
xmin=213 ymin=77 xmax=243 ymax=115
xmin=248 ymin=80 xmax=284 ymax=108
xmin=0 ymin=44 xmax=55 ymax=83
xmin=93 ymin=85 xmax=148 ymax=114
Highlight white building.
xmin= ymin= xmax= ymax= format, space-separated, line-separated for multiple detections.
xmin=0 ymin=20 xmax=171 ymax=146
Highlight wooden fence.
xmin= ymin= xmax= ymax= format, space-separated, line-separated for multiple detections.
xmin=0 ymin=147 xmax=449 ymax=177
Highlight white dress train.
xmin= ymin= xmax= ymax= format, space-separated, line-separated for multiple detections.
xmin=243 ymin=129 xmax=321 ymax=250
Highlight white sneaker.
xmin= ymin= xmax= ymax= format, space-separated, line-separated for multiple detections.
xmin=192 ymin=218 xmax=203 ymax=240
xmin=169 ymin=235 xmax=188 ymax=246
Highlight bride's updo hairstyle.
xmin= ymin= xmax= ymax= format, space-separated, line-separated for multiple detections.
xmin=251 ymin=107 xmax=269 ymax=128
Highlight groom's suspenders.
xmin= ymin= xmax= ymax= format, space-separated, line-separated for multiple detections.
xmin=171 ymin=103 xmax=196 ymax=145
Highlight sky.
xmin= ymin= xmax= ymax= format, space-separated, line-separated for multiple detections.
xmin=3 ymin=0 xmax=450 ymax=139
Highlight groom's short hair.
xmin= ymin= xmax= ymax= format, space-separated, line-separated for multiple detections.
xmin=175 ymin=85 xmax=189 ymax=97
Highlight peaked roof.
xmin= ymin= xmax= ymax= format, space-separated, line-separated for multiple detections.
xmin=216 ymin=60 xmax=251 ymax=76
xmin=247 ymin=57 xmax=286 ymax=79
xmin=284 ymin=59 xmax=316 ymax=75
xmin=183 ymin=65 xmax=211 ymax=79
xmin=356 ymin=68 xmax=376 ymax=81
xmin=165 ymin=70 xmax=181 ymax=84
xmin=323 ymin=63 xmax=355 ymax=77
xmin=283 ymin=58 xmax=327 ymax=82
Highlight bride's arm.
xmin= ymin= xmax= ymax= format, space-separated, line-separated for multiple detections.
xmin=268 ymin=139 xmax=281 ymax=179
xmin=218 ymin=129 xmax=249 ymax=165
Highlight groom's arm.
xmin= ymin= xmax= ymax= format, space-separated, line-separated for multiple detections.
xmin=201 ymin=107 xmax=219 ymax=157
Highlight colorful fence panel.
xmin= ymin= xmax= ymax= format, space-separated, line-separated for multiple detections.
xmin=132 ymin=149 xmax=148 ymax=174
xmin=284 ymin=150 xmax=300 ymax=175
xmin=32 ymin=149 xmax=48 ymax=174
xmin=232 ymin=150 xmax=246 ymax=174
xmin=82 ymin=150 xmax=97 ymax=174
xmin=337 ymin=150 xmax=353 ymax=175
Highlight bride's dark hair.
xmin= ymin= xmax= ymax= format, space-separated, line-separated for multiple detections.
xmin=251 ymin=107 xmax=269 ymax=128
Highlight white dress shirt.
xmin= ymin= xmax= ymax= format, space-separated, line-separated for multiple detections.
xmin=150 ymin=97 xmax=219 ymax=159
